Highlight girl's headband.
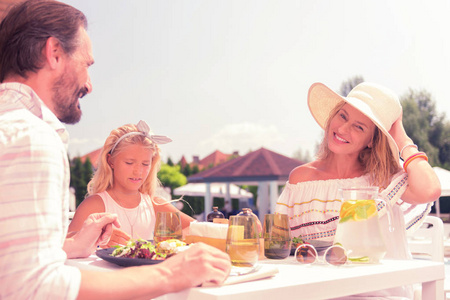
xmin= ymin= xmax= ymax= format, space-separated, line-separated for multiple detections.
xmin=109 ymin=120 xmax=172 ymax=154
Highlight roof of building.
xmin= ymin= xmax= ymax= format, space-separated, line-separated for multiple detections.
xmin=80 ymin=148 xmax=102 ymax=169
xmin=196 ymin=150 xmax=236 ymax=169
xmin=188 ymin=147 xmax=303 ymax=184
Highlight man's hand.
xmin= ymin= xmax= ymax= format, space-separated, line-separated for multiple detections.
xmin=64 ymin=213 xmax=120 ymax=258
xmin=156 ymin=242 xmax=231 ymax=290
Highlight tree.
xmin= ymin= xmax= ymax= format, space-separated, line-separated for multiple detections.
xmin=167 ymin=157 xmax=174 ymax=166
xmin=292 ymin=148 xmax=312 ymax=162
xmin=69 ymin=157 xmax=93 ymax=207
xmin=401 ymin=88 xmax=450 ymax=168
xmin=83 ymin=157 xmax=93 ymax=183
xmin=157 ymin=164 xmax=187 ymax=195
xmin=181 ymin=163 xmax=192 ymax=177
xmin=191 ymin=164 xmax=200 ymax=175
xmin=340 ymin=75 xmax=364 ymax=96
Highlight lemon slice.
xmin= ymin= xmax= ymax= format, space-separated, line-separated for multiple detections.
xmin=339 ymin=200 xmax=377 ymax=223
xmin=228 ymin=225 xmax=245 ymax=240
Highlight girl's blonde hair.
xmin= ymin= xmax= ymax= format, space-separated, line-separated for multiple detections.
xmin=317 ymin=102 xmax=401 ymax=189
xmin=87 ymin=123 xmax=161 ymax=197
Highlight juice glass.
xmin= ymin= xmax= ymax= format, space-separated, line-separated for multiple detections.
xmin=263 ymin=214 xmax=291 ymax=259
xmin=225 ymin=215 xmax=260 ymax=267
xmin=153 ymin=211 xmax=182 ymax=243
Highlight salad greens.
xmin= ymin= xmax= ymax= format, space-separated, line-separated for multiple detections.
xmin=111 ymin=238 xmax=167 ymax=260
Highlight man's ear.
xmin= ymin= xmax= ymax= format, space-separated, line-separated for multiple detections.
xmin=44 ymin=37 xmax=64 ymax=70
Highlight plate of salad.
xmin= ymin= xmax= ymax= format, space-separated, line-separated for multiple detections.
xmin=96 ymin=238 xmax=188 ymax=267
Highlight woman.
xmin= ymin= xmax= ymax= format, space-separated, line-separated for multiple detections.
xmin=69 ymin=120 xmax=195 ymax=246
xmin=276 ymin=82 xmax=440 ymax=299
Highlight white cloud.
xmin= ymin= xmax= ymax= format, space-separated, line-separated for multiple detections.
xmin=68 ymin=138 xmax=104 ymax=158
xmin=197 ymin=122 xmax=284 ymax=156
xmin=69 ymin=137 xmax=90 ymax=145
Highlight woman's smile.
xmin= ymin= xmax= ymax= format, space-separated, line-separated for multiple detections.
xmin=334 ymin=133 xmax=349 ymax=143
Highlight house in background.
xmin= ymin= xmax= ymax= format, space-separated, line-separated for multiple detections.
xmin=188 ymin=147 xmax=304 ymax=220
xmin=80 ymin=148 xmax=102 ymax=169
xmin=179 ymin=150 xmax=239 ymax=171
xmin=80 ymin=148 xmax=240 ymax=171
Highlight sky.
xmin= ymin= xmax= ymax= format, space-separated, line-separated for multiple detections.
xmin=62 ymin=0 xmax=450 ymax=164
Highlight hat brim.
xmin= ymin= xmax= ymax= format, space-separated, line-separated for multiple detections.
xmin=307 ymin=83 xmax=400 ymax=167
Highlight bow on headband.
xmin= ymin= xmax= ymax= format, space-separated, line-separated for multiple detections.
xmin=110 ymin=120 xmax=172 ymax=154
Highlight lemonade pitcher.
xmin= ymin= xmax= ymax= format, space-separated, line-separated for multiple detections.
xmin=334 ymin=187 xmax=390 ymax=263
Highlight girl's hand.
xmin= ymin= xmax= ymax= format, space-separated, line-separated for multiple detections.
xmin=102 ymin=228 xmax=131 ymax=248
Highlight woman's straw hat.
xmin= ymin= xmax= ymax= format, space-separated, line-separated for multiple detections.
xmin=308 ymin=82 xmax=402 ymax=166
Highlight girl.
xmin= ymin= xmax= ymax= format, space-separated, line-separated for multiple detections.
xmin=276 ymin=82 xmax=441 ymax=299
xmin=69 ymin=120 xmax=195 ymax=246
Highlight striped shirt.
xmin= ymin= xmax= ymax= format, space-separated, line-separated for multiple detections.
xmin=0 ymin=83 xmax=81 ymax=299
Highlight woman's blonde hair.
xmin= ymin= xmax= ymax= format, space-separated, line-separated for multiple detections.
xmin=317 ymin=102 xmax=401 ymax=189
xmin=87 ymin=123 xmax=161 ymax=197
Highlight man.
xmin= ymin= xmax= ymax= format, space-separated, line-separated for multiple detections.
xmin=0 ymin=1 xmax=230 ymax=299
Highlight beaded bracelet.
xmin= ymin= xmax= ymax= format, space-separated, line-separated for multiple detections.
xmin=403 ymin=152 xmax=428 ymax=172
xmin=400 ymin=144 xmax=418 ymax=160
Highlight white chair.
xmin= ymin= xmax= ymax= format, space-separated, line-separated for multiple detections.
xmin=407 ymin=216 xmax=446 ymax=299
xmin=407 ymin=215 xmax=444 ymax=262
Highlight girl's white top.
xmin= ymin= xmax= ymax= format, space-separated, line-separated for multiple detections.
xmin=97 ymin=191 xmax=156 ymax=240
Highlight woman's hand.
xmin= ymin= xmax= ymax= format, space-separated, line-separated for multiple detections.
xmin=388 ymin=112 xmax=413 ymax=152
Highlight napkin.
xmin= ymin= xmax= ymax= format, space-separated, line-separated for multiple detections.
xmin=202 ymin=265 xmax=279 ymax=287
xmin=189 ymin=222 xmax=229 ymax=239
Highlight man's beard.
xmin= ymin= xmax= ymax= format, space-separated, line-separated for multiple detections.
xmin=52 ymin=72 xmax=87 ymax=124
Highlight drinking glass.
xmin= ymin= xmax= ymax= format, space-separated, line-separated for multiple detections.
xmin=225 ymin=215 xmax=260 ymax=267
xmin=263 ymin=214 xmax=291 ymax=259
xmin=153 ymin=211 xmax=182 ymax=244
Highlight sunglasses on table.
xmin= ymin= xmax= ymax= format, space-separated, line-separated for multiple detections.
xmin=294 ymin=243 xmax=348 ymax=266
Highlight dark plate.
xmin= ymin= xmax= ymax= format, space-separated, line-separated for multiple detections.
xmin=96 ymin=248 xmax=164 ymax=267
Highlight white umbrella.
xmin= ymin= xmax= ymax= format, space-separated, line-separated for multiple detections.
xmin=173 ymin=183 xmax=253 ymax=199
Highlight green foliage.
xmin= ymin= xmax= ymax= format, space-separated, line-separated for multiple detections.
xmin=83 ymin=157 xmax=93 ymax=182
xmin=179 ymin=196 xmax=238 ymax=217
xmin=192 ymin=164 xmax=200 ymax=174
xmin=239 ymin=185 xmax=258 ymax=204
xmin=401 ymin=88 xmax=450 ymax=168
xmin=176 ymin=161 xmax=201 ymax=178
xmin=181 ymin=163 xmax=192 ymax=177
xmin=179 ymin=196 xmax=204 ymax=216
xmin=157 ymin=164 xmax=187 ymax=194
xmin=167 ymin=157 xmax=174 ymax=166
xmin=69 ymin=157 xmax=93 ymax=207
xmin=339 ymin=75 xmax=364 ymax=96
xmin=292 ymin=148 xmax=312 ymax=162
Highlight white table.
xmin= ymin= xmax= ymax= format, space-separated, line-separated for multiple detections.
xmin=67 ymin=256 xmax=445 ymax=300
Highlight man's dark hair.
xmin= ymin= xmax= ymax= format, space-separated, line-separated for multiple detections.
xmin=0 ymin=0 xmax=88 ymax=82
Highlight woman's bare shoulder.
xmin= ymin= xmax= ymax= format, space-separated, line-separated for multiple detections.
xmin=289 ymin=161 xmax=324 ymax=184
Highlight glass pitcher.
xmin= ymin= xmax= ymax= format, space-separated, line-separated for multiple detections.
xmin=334 ymin=187 xmax=391 ymax=263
